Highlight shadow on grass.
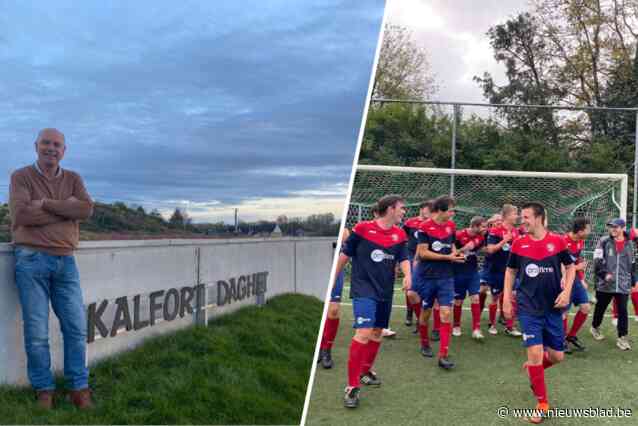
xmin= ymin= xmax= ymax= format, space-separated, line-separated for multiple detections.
xmin=0 ymin=293 xmax=322 ymax=425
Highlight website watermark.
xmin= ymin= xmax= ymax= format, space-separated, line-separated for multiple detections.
xmin=497 ymin=405 xmax=633 ymax=419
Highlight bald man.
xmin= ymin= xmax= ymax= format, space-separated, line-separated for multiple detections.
xmin=9 ymin=129 xmax=94 ymax=409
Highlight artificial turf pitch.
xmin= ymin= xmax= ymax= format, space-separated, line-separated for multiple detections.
xmin=306 ymin=285 xmax=638 ymax=425
xmin=0 ymin=293 xmax=322 ymax=425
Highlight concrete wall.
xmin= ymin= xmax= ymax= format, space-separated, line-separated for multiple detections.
xmin=0 ymin=237 xmax=335 ymax=385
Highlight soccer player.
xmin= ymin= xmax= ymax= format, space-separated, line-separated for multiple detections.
xmin=504 ymin=202 xmax=575 ymax=423
xmin=412 ymin=195 xmax=464 ymax=369
xmin=403 ymin=201 xmax=433 ymax=328
xmin=478 ymin=214 xmax=502 ymax=315
xmin=562 ymin=217 xmax=591 ymax=353
xmin=590 ymin=218 xmax=635 ymax=351
xmin=318 ymin=227 xmax=351 ymax=369
xmin=452 ymin=216 xmax=487 ymax=340
xmin=336 ymin=195 xmax=410 ymax=408
xmin=486 ymin=204 xmax=522 ymax=336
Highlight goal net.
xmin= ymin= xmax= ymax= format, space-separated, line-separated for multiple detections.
xmin=347 ymin=165 xmax=628 ymax=281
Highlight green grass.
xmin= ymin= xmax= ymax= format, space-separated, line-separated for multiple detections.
xmin=306 ymin=283 xmax=638 ymax=425
xmin=0 ymin=293 xmax=322 ymax=425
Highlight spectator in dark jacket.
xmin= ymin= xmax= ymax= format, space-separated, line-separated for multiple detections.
xmin=590 ymin=218 xmax=635 ymax=350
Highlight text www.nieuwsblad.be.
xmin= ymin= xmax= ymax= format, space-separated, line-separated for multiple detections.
xmin=497 ymin=406 xmax=633 ymax=419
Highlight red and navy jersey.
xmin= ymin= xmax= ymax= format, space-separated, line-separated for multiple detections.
xmin=416 ymin=218 xmax=456 ymax=278
xmin=563 ymin=233 xmax=585 ymax=281
xmin=343 ymin=220 xmax=408 ymax=301
xmin=486 ymin=225 xmax=521 ymax=275
xmin=403 ymin=216 xmax=424 ymax=257
xmin=453 ymin=229 xmax=485 ymax=274
xmin=507 ymin=232 xmax=574 ymax=315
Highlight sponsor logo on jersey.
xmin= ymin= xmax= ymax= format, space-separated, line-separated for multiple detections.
xmin=356 ymin=316 xmax=372 ymax=325
xmin=431 ymin=241 xmax=452 ymax=252
xmin=370 ymin=249 xmax=395 ymax=262
xmin=525 ymin=263 xmax=554 ymax=278
xmin=547 ymin=243 xmax=555 ymax=252
xmin=445 ymin=226 xmax=452 ymax=234
xmin=392 ymin=234 xmax=399 ymax=242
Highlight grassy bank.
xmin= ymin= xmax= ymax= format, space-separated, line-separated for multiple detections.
xmin=0 ymin=293 xmax=322 ymax=425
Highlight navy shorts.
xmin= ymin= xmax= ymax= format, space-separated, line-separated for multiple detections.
xmin=518 ymin=310 xmax=564 ymax=351
xmin=330 ymin=270 xmax=345 ymax=302
xmin=488 ymin=272 xmax=505 ymax=295
xmin=479 ymin=268 xmax=489 ymax=285
xmin=414 ymin=276 xmax=454 ymax=309
xmin=569 ymin=278 xmax=589 ymax=307
xmin=352 ymin=297 xmax=392 ymax=329
xmin=454 ymin=272 xmax=480 ymax=300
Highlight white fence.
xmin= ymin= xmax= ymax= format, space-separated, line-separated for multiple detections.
xmin=0 ymin=237 xmax=335 ymax=385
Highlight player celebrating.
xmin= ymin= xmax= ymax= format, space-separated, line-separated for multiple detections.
xmin=504 ymin=202 xmax=575 ymax=423
xmin=403 ymin=201 xmax=432 ymax=328
xmin=413 ymin=195 xmax=464 ymax=369
xmin=318 ymin=227 xmax=351 ymax=369
xmin=452 ymin=216 xmax=487 ymax=340
xmin=335 ymin=195 xmax=410 ymax=408
xmin=562 ymin=217 xmax=591 ymax=353
xmin=486 ymin=204 xmax=522 ymax=336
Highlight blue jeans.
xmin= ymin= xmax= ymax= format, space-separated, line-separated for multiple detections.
xmin=14 ymin=246 xmax=89 ymax=391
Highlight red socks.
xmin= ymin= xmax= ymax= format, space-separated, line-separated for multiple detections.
xmin=438 ymin=322 xmax=451 ymax=358
xmin=471 ymin=302 xmax=481 ymax=331
xmin=433 ymin=307 xmax=441 ymax=331
xmin=347 ymin=339 xmax=367 ymax=387
xmin=632 ymin=292 xmax=638 ymax=316
xmin=320 ymin=317 xmax=340 ymax=350
xmin=479 ymin=292 xmax=487 ymax=313
xmin=542 ymin=352 xmax=555 ymax=369
xmin=361 ymin=340 xmax=381 ymax=375
xmin=419 ymin=323 xmax=429 ymax=346
xmin=527 ymin=364 xmax=548 ymax=404
xmin=489 ymin=303 xmax=497 ymax=326
xmin=567 ymin=311 xmax=588 ymax=338
xmin=453 ymin=304 xmax=462 ymax=328
xmin=413 ymin=302 xmax=422 ymax=320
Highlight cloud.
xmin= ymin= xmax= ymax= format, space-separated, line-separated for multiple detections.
xmin=0 ymin=0 xmax=385 ymax=222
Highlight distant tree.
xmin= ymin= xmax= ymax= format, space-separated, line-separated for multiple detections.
xmin=372 ymin=24 xmax=437 ymax=100
xmin=169 ymin=208 xmax=185 ymax=228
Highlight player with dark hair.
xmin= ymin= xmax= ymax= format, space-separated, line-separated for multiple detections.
xmin=486 ymin=204 xmax=522 ymax=336
xmin=562 ymin=217 xmax=592 ymax=353
xmin=452 ymin=216 xmax=487 ymax=339
xmin=412 ymin=195 xmax=463 ymax=369
xmin=403 ymin=200 xmax=433 ymax=328
xmin=335 ymin=194 xmax=410 ymax=408
xmin=318 ymin=227 xmax=351 ymax=369
xmin=504 ymin=202 xmax=575 ymax=423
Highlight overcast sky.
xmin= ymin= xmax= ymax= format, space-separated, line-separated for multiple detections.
xmin=0 ymin=1 xmax=384 ymax=223
xmin=386 ymin=0 xmax=531 ymax=106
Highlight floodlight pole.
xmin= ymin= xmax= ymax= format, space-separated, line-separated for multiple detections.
xmin=634 ymin=111 xmax=638 ymax=228
xmin=450 ymin=104 xmax=459 ymax=197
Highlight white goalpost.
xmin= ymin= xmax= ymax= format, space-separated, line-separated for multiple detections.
xmin=346 ymin=164 xmax=628 ymax=280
